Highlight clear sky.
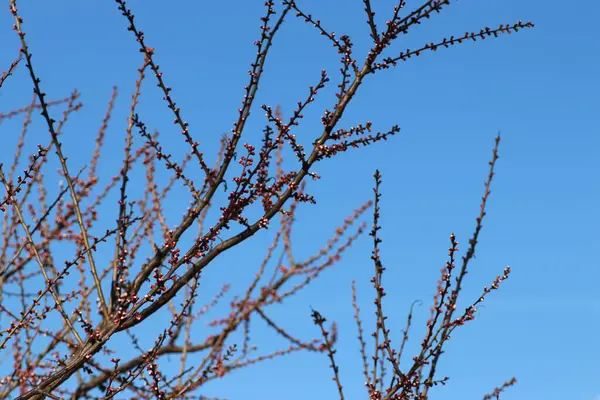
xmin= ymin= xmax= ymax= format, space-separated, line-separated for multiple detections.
xmin=1 ymin=1 xmax=598 ymax=399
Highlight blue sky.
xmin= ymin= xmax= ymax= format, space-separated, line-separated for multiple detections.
xmin=1 ymin=1 xmax=599 ymax=399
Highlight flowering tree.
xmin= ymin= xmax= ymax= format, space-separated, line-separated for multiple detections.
xmin=0 ymin=1 xmax=533 ymax=399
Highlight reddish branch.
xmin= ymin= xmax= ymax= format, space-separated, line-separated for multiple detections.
xmin=0 ymin=56 xmax=21 ymax=89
